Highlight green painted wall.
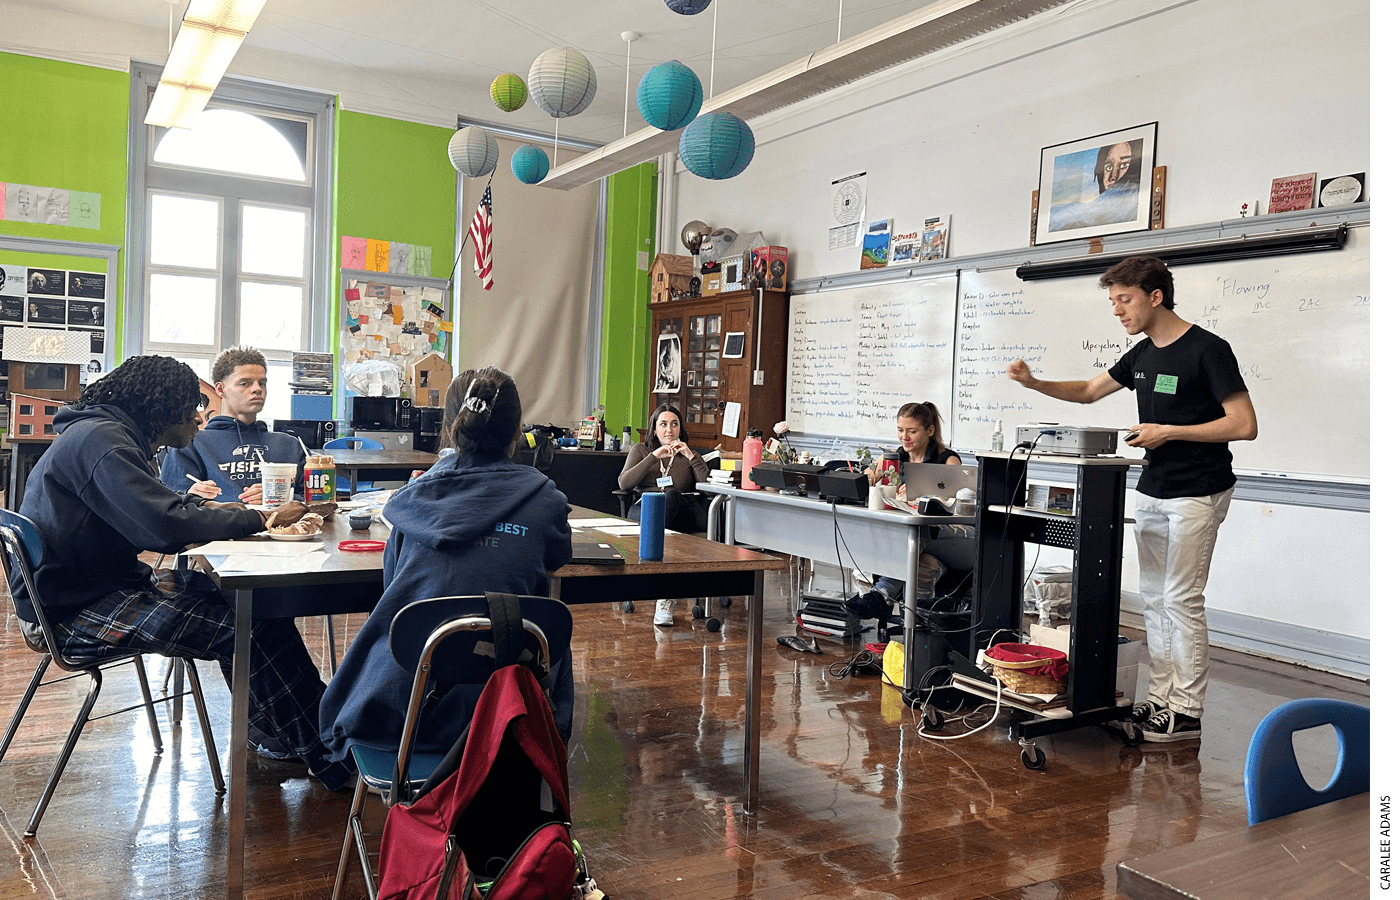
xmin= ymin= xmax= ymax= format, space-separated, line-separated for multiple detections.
xmin=0 ymin=52 xmax=129 ymax=352
xmin=598 ymin=163 xmax=657 ymax=436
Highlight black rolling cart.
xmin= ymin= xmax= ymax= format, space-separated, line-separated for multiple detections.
xmin=953 ymin=450 xmax=1140 ymax=769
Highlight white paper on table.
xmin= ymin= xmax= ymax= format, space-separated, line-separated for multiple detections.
xmin=193 ymin=540 xmax=322 ymax=557
xmin=721 ymin=401 xmax=741 ymax=438
xmin=211 ymin=551 xmax=330 ymax=575
xmin=593 ymin=524 xmax=643 ymax=536
xmin=569 ymin=517 xmax=630 ymax=528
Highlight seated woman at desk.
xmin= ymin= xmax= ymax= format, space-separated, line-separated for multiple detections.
xmin=617 ymin=404 xmax=711 ymax=625
xmin=849 ymin=400 xmax=964 ymax=620
xmin=320 ymin=366 xmax=575 ymax=760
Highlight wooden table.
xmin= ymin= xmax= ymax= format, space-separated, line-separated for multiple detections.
xmin=188 ymin=505 xmax=782 ymax=898
xmin=1116 ymin=792 xmax=1369 ymax=899
xmin=327 ymin=447 xmax=440 ymax=491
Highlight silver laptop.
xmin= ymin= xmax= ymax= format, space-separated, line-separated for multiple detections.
xmin=902 ymin=463 xmax=978 ymax=501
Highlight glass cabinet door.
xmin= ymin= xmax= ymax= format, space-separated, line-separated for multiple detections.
xmin=685 ymin=312 xmax=723 ymax=426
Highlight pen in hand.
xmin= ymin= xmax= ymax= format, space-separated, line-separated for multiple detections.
xmin=185 ymin=473 xmax=220 ymax=500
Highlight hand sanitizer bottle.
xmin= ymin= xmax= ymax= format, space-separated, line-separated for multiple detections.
xmin=991 ymin=420 xmax=1004 ymax=453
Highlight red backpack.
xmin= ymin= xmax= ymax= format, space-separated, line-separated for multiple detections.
xmin=375 ymin=649 xmax=575 ymax=899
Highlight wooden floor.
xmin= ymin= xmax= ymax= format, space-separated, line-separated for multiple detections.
xmin=0 ymin=564 xmax=1368 ymax=900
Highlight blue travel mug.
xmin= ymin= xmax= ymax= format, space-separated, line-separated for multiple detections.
xmin=638 ymin=491 xmax=665 ymax=561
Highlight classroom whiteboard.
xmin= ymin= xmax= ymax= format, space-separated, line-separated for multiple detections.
xmin=952 ymin=226 xmax=1369 ymax=480
xmin=786 ymin=275 xmax=957 ymax=441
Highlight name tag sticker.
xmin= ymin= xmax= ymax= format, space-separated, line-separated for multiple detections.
xmin=1154 ymin=374 xmax=1179 ymax=395
xmin=656 ymin=476 xmax=674 ymax=488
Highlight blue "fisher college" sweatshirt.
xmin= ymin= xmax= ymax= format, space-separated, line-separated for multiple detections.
xmin=159 ymin=416 xmax=306 ymax=501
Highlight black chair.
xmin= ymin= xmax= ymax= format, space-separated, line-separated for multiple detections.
xmin=331 ymin=593 xmax=571 ymax=900
xmin=0 ymin=509 xmax=225 ymax=837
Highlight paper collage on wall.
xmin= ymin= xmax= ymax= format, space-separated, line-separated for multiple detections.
xmin=341 ymin=279 xmax=453 ymax=382
xmin=1 ymin=183 xmax=101 ymax=230
xmin=341 ymin=235 xmax=432 ymax=275
xmin=0 ymin=264 xmax=108 ymax=384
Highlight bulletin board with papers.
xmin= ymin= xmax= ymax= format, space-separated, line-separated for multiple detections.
xmin=338 ymin=268 xmax=453 ymax=397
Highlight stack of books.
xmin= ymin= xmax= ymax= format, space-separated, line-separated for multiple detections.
xmin=796 ymin=590 xmax=863 ymax=638
xmin=707 ymin=470 xmax=734 ymax=486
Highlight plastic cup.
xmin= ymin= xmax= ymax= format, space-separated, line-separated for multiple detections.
xmin=261 ymin=462 xmax=298 ymax=507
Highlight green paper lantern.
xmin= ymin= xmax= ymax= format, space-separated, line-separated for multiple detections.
xmin=636 ymin=60 xmax=703 ymax=131
xmin=491 ymin=73 xmax=527 ymax=112
xmin=447 ymin=125 xmax=498 ymax=178
xmin=679 ymin=112 xmax=755 ymax=180
xmin=512 ymin=145 xmax=550 ymax=184
xmin=528 ymin=47 xmax=597 ymax=119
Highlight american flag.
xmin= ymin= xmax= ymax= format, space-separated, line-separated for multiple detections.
xmin=469 ymin=185 xmax=493 ymax=290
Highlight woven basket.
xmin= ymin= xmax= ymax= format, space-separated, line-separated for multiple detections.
xmin=986 ymin=643 xmax=1067 ymax=694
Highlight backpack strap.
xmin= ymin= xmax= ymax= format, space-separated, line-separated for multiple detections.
xmin=485 ymin=592 xmax=554 ymax=699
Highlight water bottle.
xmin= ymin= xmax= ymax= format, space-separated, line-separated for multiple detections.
xmin=620 ymin=426 xmax=633 ymax=451
xmin=991 ymin=419 xmax=1004 ymax=453
xmin=741 ymin=428 xmax=763 ymax=491
xmin=638 ymin=491 xmax=666 ymax=560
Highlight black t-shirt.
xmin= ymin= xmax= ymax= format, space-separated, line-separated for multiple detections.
xmin=1108 ymin=325 xmax=1248 ymax=499
xmin=898 ymin=445 xmax=958 ymax=464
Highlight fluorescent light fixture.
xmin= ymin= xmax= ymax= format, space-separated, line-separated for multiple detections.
xmin=1014 ymin=225 xmax=1351 ymax=281
xmin=145 ymin=0 xmax=268 ymax=130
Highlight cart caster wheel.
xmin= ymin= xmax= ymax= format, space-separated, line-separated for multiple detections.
xmin=719 ymin=596 xmax=733 ymax=608
xmin=919 ymin=709 xmax=945 ymax=732
xmin=705 ymin=617 xmax=721 ymax=633
xmin=1121 ymin=726 xmax=1144 ymax=748
xmin=621 ymin=601 xmax=634 ymax=613
xmin=692 ymin=604 xmax=705 ymax=619
xmin=1021 ymin=746 xmax=1047 ymax=770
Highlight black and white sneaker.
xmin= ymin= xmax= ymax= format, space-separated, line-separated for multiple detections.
xmin=1109 ymin=699 xmax=1162 ymax=733
xmin=1137 ymin=708 xmax=1201 ymax=743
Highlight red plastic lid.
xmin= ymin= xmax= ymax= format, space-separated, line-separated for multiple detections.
xmin=338 ymin=540 xmax=385 ymax=552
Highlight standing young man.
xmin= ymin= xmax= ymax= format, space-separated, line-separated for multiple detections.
xmin=1006 ymin=256 xmax=1257 ymax=742
xmin=160 ymin=346 xmax=305 ymax=503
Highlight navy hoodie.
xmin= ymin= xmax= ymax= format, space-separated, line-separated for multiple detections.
xmin=12 ymin=405 xmax=264 ymax=620
xmin=159 ymin=416 xmax=306 ymax=501
xmin=319 ymin=449 xmax=573 ymax=760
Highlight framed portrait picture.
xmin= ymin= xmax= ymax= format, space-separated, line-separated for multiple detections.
xmin=653 ymin=333 xmax=681 ymax=394
xmin=1035 ymin=122 xmax=1157 ymax=245
xmin=721 ymin=331 xmax=746 ymax=358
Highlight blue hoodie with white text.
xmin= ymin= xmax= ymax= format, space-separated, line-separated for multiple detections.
xmin=159 ymin=416 xmax=305 ymax=501
xmin=319 ymin=449 xmax=573 ymax=760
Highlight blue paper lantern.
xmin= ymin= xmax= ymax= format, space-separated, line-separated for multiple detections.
xmin=512 ymin=145 xmax=551 ymax=184
xmin=679 ymin=112 xmax=755 ymax=180
xmin=665 ymin=0 xmax=712 ymax=14
xmin=636 ymin=60 xmax=703 ymax=131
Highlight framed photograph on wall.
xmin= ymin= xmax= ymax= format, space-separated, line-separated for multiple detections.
xmin=653 ymin=333 xmax=681 ymax=394
xmin=1035 ymin=122 xmax=1157 ymax=244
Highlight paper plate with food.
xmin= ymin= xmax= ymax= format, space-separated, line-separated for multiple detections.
xmin=264 ymin=512 xmax=325 ymax=540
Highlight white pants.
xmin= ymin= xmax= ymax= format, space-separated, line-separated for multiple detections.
xmin=1134 ymin=487 xmax=1233 ymax=718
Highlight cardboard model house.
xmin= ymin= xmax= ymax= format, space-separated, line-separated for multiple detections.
xmin=411 ymin=351 xmax=453 ymax=407
xmin=648 ymin=253 xmax=694 ymax=304
xmin=10 ymin=393 xmax=63 ymax=440
xmin=3 ymin=327 xmax=87 ymax=402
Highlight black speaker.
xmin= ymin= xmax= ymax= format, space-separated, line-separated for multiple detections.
xmin=397 ymin=397 xmax=417 ymax=431
xmin=747 ymin=463 xmax=788 ymax=490
xmin=816 ymin=469 xmax=870 ymax=504
xmin=273 ymin=419 xmax=335 ymax=450
xmin=415 ymin=407 xmax=444 ymax=452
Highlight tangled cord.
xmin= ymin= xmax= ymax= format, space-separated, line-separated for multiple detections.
xmin=827 ymin=648 xmax=883 ymax=679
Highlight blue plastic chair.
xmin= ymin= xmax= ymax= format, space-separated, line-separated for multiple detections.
xmin=330 ymin=593 xmax=572 ymax=900
xmin=324 ymin=436 xmax=384 ymax=494
xmin=0 ymin=509 xmax=225 ymax=836
xmin=1243 ymin=697 xmax=1369 ymax=825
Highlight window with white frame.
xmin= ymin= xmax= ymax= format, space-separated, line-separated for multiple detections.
xmin=129 ymin=67 xmax=333 ymax=424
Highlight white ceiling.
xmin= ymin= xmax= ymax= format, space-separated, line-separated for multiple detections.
xmin=10 ymin=0 xmax=950 ymax=143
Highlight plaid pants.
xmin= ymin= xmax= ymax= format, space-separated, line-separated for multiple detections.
xmin=51 ymin=568 xmax=353 ymax=790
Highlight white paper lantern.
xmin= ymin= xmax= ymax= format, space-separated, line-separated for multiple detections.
xmin=528 ymin=47 xmax=598 ymax=118
xmin=447 ymin=126 xmax=499 ymax=178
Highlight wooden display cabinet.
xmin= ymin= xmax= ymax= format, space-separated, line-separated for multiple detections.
xmin=648 ymin=288 xmax=789 ymax=452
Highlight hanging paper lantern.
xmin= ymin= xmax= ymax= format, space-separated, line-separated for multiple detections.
xmin=679 ymin=112 xmax=755 ymax=180
xmin=528 ymin=47 xmax=597 ymax=118
xmin=636 ymin=60 xmax=704 ymax=131
xmin=512 ymin=146 xmax=551 ymax=184
xmin=665 ymin=0 xmax=712 ymax=14
xmin=447 ymin=125 xmax=499 ymax=178
xmin=490 ymin=73 xmax=527 ymax=112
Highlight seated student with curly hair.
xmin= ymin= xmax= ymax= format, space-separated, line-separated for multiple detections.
xmin=320 ymin=366 xmax=574 ymax=760
xmin=11 ymin=355 xmax=353 ymax=790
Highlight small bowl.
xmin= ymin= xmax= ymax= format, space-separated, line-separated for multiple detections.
xmin=348 ymin=513 xmax=373 ymax=530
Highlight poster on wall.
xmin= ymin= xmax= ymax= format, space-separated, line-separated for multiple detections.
xmin=67 ymin=271 xmax=105 ymax=298
xmin=828 ymin=171 xmax=867 ymax=251
xmin=653 ymin=333 xmax=681 ymax=394
xmin=1035 ymin=122 xmax=1157 ymax=244
xmin=27 ymin=268 xmax=66 ymax=295
xmin=26 ymin=296 xmax=66 ymax=324
xmin=0 ymin=266 xmax=24 ymax=296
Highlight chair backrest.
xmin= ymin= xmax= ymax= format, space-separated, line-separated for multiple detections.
xmin=0 ymin=509 xmax=66 ymax=662
xmin=324 ymin=436 xmax=384 ymax=451
xmin=386 ymin=593 xmax=572 ymax=802
xmin=1244 ymin=697 xmax=1370 ymax=825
